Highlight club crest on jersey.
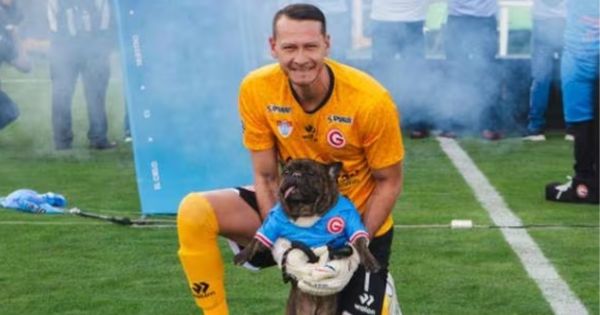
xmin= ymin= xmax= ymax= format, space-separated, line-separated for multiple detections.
xmin=327 ymin=129 xmax=346 ymax=148
xmin=277 ymin=120 xmax=293 ymax=138
xmin=327 ymin=216 xmax=345 ymax=234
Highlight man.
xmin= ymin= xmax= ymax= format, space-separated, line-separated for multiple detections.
xmin=47 ymin=0 xmax=115 ymax=150
xmin=545 ymin=0 xmax=599 ymax=204
xmin=440 ymin=0 xmax=502 ymax=140
xmin=370 ymin=0 xmax=434 ymax=139
xmin=0 ymin=0 xmax=30 ymax=131
xmin=177 ymin=4 xmax=404 ymax=315
xmin=523 ymin=0 xmax=565 ymax=141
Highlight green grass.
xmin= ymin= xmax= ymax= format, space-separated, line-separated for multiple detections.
xmin=461 ymin=138 xmax=600 ymax=314
xmin=0 ymin=57 xmax=598 ymax=314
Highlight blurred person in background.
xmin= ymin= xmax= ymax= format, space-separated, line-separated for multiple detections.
xmin=47 ymin=0 xmax=115 ymax=150
xmin=523 ymin=0 xmax=566 ymax=141
xmin=369 ymin=0 xmax=434 ymax=139
xmin=439 ymin=0 xmax=502 ymax=140
xmin=545 ymin=0 xmax=598 ymax=204
xmin=0 ymin=0 xmax=30 ymax=132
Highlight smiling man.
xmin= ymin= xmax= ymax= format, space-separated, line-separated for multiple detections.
xmin=177 ymin=4 xmax=404 ymax=314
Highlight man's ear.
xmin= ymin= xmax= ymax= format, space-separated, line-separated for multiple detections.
xmin=327 ymin=162 xmax=343 ymax=179
xmin=269 ymin=36 xmax=277 ymax=58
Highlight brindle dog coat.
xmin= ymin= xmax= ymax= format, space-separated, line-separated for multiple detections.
xmin=234 ymin=159 xmax=380 ymax=315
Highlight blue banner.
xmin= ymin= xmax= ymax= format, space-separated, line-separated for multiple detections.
xmin=114 ymin=1 xmax=272 ymax=214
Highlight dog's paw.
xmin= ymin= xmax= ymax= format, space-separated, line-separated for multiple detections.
xmin=362 ymin=258 xmax=381 ymax=273
xmin=233 ymin=253 xmax=249 ymax=266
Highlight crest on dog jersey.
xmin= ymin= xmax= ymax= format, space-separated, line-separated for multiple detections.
xmin=277 ymin=120 xmax=293 ymax=138
xmin=327 ymin=216 xmax=345 ymax=234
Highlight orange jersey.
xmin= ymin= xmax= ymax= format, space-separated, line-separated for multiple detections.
xmin=239 ymin=59 xmax=404 ymax=236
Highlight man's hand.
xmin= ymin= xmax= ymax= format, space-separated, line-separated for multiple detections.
xmin=272 ymin=239 xmax=360 ymax=296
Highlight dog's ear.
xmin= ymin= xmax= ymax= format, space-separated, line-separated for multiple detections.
xmin=327 ymin=162 xmax=343 ymax=180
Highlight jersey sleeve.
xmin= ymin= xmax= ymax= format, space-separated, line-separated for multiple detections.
xmin=358 ymin=92 xmax=404 ymax=170
xmin=343 ymin=204 xmax=370 ymax=244
xmin=255 ymin=208 xmax=281 ymax=248
xmin=238 ymin=77 xmax=275 ymax=151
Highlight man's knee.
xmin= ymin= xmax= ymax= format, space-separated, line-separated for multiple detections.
xmin=177 ymin=193 xmax=219 ymax=248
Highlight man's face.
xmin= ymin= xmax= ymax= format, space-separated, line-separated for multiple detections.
xmin=270 ymin=16 xmax=330 ymax=87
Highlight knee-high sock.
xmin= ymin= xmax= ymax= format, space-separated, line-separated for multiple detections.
xmin=572 ymin=120 xmax=598 ymax=181
xmin=177 ymin=193 xmax=228 ymax=315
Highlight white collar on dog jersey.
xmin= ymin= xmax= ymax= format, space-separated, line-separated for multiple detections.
xmin=290 ymin=215 xmax=321 ymax=227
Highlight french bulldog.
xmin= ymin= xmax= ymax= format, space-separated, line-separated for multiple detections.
xmin=234 ymin=159 xmax=380 ymax=315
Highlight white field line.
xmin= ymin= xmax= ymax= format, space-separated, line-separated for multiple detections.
xmin=0 ymin=220 xmax=105 ymax=225
xmin=436 ymin=137 xmax=588 ymax=315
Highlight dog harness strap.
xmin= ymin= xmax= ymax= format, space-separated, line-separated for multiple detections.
xmin=280 ymin=246 xmax=296 ymax=284
xmin=290 ymin=241 xmax=319 ymax=263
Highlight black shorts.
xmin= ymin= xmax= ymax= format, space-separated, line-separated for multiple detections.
xmin=235 ymin=187 xmax=394 ymax=315
xmin=235 ymin=187 xmax=277 ymax=267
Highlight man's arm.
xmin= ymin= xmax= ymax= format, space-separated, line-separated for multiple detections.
xmin=362 ymin=162 xmax=403 ymax=237
xmin=250 ymin=148 xmax=280 ymax=219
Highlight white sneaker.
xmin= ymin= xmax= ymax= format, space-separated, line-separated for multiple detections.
xmin=522 ymin=134 xmax=546 ymax=141
xmin=384 ymin=273 xmax=403 ymax=315
xmin=565 ymin=134 xmax=574 ymax=141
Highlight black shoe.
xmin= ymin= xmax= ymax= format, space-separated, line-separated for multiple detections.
xmin=482 ymin=130 xmax=503 ymax=141
xmin=89 ymin=141 xmax=117 ymax=150
xmin=409 ymin=130 xmax=430 ymax=139
xmin=545 ymin=177 xmax=599 ymax=204
xmin=439 ymin=130 xmax=457 ymax=139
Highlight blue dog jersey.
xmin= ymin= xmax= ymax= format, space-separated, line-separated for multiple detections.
xmin=0 ymin=189 xmax=66 ymax=214
xmin=255 ymin=195 xmax=369 ymax=250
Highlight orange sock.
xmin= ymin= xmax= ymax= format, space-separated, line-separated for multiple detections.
xmin=177 ymin=193 xmax=228 ymax=315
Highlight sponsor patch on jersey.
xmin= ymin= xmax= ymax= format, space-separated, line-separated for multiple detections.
xmin=327 ymin=129 xmax=346 ymax=148
xmin=327 ymin=216 xmax=345 ymax=234
xmin=267 ymin=104 xmax=292 ymax=114
xmin=328 ymin=114 xmax=353 ymax=124
xmin=277 ymin=120 xmax=293 ymax=138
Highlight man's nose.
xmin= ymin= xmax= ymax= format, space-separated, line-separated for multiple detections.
xmin=292 ymin=49 xmax=309 ymax=64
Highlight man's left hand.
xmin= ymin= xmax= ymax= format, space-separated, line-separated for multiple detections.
xmin=271 ymin=239 xmax=360 ymax=296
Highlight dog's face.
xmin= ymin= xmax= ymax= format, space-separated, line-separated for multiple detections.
xmin=279 ymin=159 xmax=342 ymax=221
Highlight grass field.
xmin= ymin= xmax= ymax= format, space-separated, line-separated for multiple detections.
xmin=0 ymin=56 xmax=598 ymax=315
